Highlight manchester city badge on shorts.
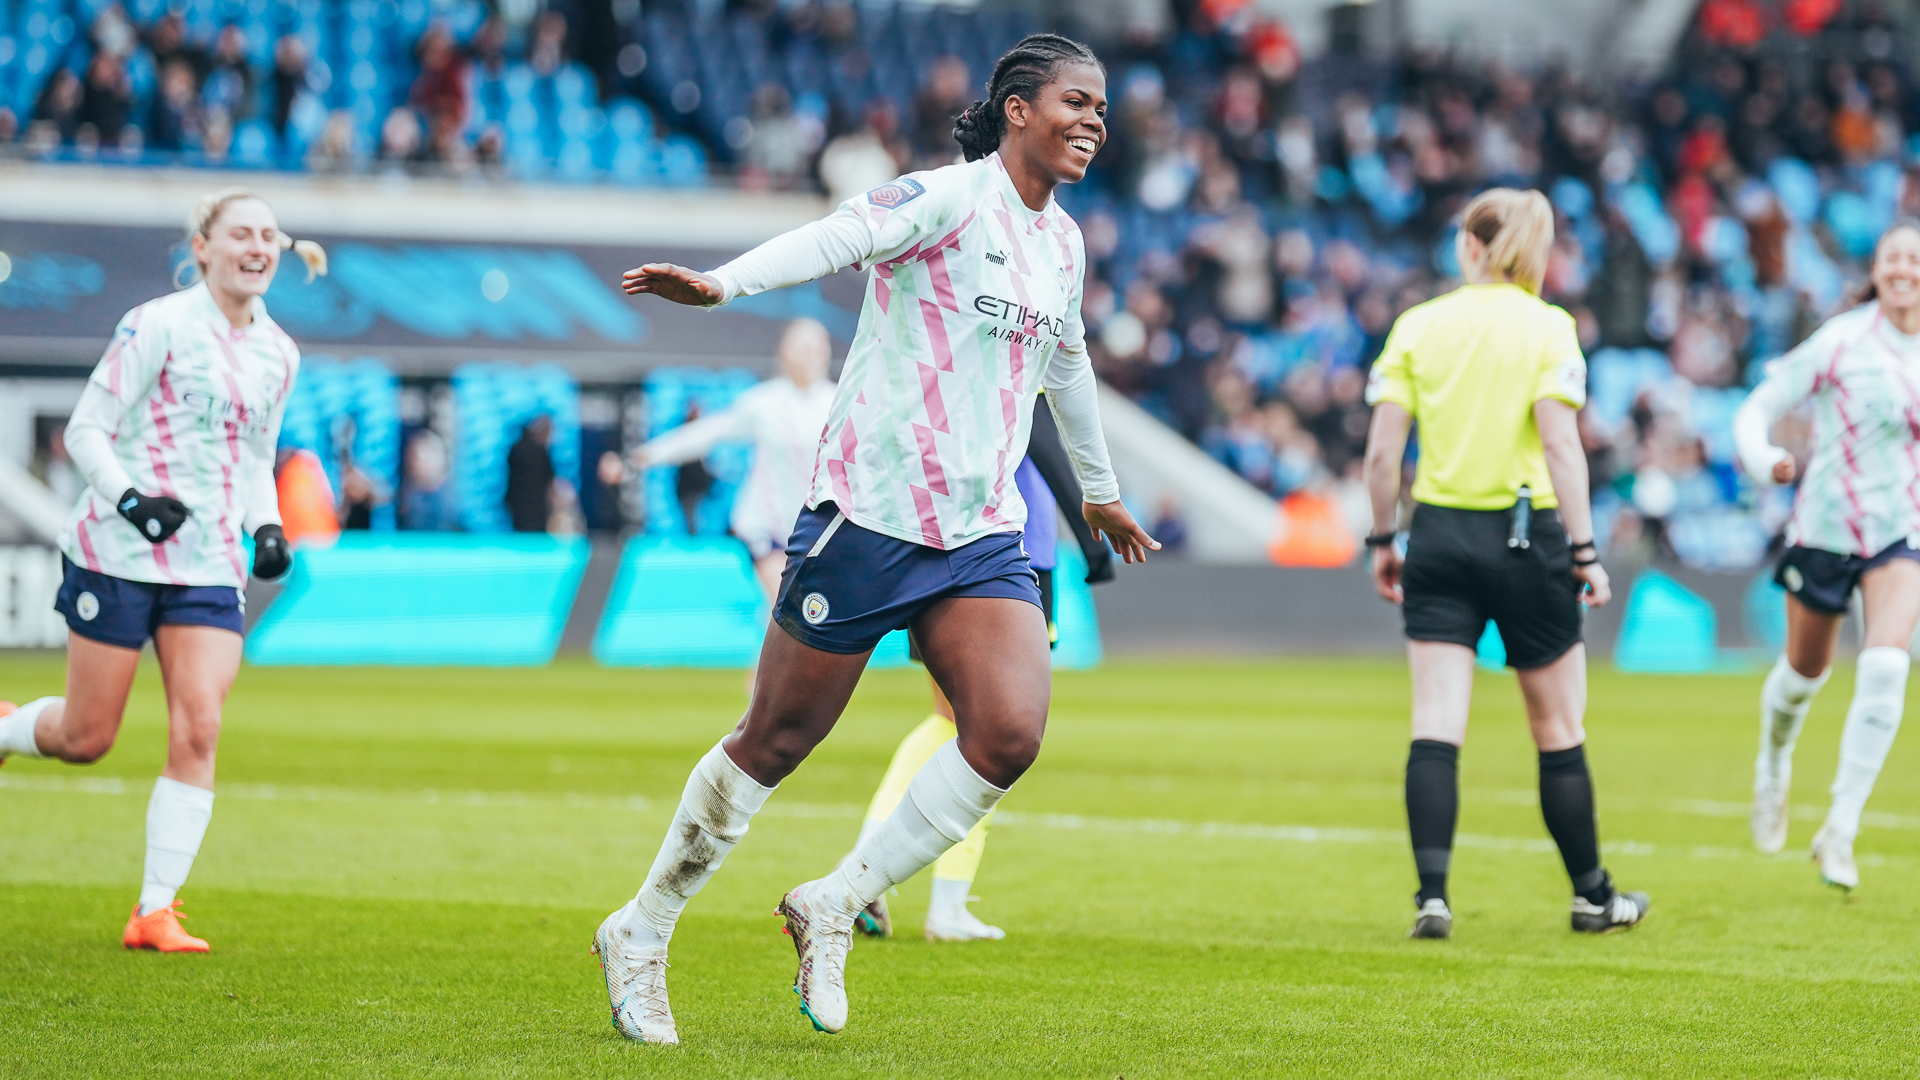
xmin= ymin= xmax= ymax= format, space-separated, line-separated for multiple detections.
xmin=75 ymin=591 xmax=100 ymax=621
xmin=1783 ymin=565 xmax=1804 ymax=592
xmin=803 ymin=593 xmax=830 ymax=624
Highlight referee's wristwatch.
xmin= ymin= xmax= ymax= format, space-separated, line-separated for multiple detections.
xmin=1571 ymin=539 xmax=1600 ymax=567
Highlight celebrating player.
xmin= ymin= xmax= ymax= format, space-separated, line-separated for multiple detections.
xmin=849 ymin=401 xmax=1115 ymax=943
xmin=1737 ymin=219 xmax=1920 ymax=890
xmin=599 ymin=318 xmax=837 ymax=602
xmin=593 ymin=34 xmax=1154 ymax=1044
xmin=0 ymin=188 xmax=318 ymax=951
xmin=1362 ymin=188 xmax=1648 ymax=940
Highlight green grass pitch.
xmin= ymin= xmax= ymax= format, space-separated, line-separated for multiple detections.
xmin=2 ymin=653 xmax=1917 ymax=1077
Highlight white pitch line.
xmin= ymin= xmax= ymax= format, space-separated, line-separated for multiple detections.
xmin=2 ymin=772 xmax=1900 ymax=866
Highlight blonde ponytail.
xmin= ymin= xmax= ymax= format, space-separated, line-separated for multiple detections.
xmin=1460 ymin=188 xmax=1554 ymax=295
xmin=184 ymin=186 xmax=328 ymax=284
xmin=282 ymin=235 xmax=329 ymax=282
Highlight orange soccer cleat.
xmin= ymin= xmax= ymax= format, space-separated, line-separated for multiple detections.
xmin=122 ymin=900 xmax=210 ymax=953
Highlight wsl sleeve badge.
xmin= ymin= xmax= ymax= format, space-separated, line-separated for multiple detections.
xmin=865 ymin=177 xmax=926 ymax=210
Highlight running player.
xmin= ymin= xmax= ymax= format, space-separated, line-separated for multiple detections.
xmin=600 ymin=318 xmax=836 ymax=600
xmin=1738 ymin=218 xmax=1920 ymax=890
xmin=851 ymin=402 xmax=1114 ymax=943
xmin=0 ymin=187 xmax=319 ymax=951
xmin=593 ymin=34 xmax=1155 ymax=1044
xmin=1363 ymin=188 xmax=1649 ymax=940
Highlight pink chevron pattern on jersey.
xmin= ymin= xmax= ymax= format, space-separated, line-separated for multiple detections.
xmin=1757 ymin=304 xmax=1920 ymax=557
xmin=59 ymin=283 xmax=300 ymax=588
xmin=803 ymin=154 xmax=1088 ymax=550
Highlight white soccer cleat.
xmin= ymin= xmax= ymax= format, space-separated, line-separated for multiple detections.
xmin=1812 ymin=825 xmax=1859 ymax=890
xmin=591 ymin=909 xmax=679 ymax=1045
xmin=924 ymin=903 xmax=1006 ymax=942
xmin=777 ymin=882 xmax=852 ymax=1034
xmin=1408 ymin=897 xmax=1452 ymax=939
xmin=1570 ymin=889 xmax=1650 ymax=933
xmin=1751 ymin=778 xmax=1791 ymax=855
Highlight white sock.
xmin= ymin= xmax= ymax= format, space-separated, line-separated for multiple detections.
xmin=929 ymin=876 xmax=972 ymax=922
xmin=622 ymin=741 xmax=775 ymax=947
xmin=0 ymin=697 xmax=58 ymax=759
xmin=1757 ymin=658 xmax=1828 ymax=788
xmin=1827 ymin=646 xmax=1909 ymax=840
xmin=821 ymin=740 xmax=1006 ymax=921
xmin=139 ymin=777 xmax=215 ymax=916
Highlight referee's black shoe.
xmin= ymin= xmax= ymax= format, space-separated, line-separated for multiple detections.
xmin=1408 ymin=896 xmax=1452 ymax=939
xmin=1570 ymin=886 xmax=1650 ymax=934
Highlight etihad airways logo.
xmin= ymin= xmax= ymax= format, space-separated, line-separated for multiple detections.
xmin=972 ymin=294 xmax=1064 ymax=347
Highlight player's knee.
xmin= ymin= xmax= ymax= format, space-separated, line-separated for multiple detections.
xmin=171 ymin=711 xmax=223 ymax=762
xmin=60 ymin=730 xmax=116 ymax=764
xmin=971 ymin=728 xmax=1042 ymax=787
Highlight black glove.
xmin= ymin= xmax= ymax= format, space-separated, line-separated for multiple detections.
xmin=252 ymin=524 xmax=292 ymax=581
xmin=117 ymin=488 xmax=190 ymax=544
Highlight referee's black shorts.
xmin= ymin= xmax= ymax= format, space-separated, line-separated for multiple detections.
xmin=1400 ymin=501 xmax=1584 ymax=670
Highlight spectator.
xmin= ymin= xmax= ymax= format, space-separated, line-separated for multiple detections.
xmin=528 ymin=10 xmax=569 ymax=78
xmin=29 ymin=69 xmax=84 ymax=146
xmin=148 ymin=60 xmax=203 ymax=151
xmin=379 ymin=106 xmax=424 ymax=166
xmin=202 ymin=25 xmax=255 ymax=122
xmin=271 ymin=34 xmax=317 ymax=138
xmin=80 ymin=51 xmax=134 ymax=146
xmin=817 ymin=103 xmax=900 ymax=204
xmin=911 ymin=56 xmax=971 ymax=169
xmin=410 ymin=23 xmax=471 ymax=149
xmin=399 ymin=430 xmax=459 ymax=532
xmin=505 ymin=416 xmax=556 ymax=533
xmin=143 ymin=12 xmax=209 ymax=88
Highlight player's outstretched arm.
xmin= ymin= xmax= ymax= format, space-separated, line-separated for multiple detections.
xmin=1083 ymin=499 xmax=1159 ymax=564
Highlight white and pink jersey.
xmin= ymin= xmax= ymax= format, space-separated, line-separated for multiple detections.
xmin=708 ymin=152 xmax=1118 ymax=550
xmin=59 ymin=283 xmax=298 ymax=588
xmin=1735 ymin=303 xmax=1920 ymax=557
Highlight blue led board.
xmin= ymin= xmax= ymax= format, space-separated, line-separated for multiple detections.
xmin=247 ymin=534 xmax=589 ymax=666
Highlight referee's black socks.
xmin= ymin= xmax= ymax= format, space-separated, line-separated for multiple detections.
xmin=1405 ymin=740 xmax=1459 ymax=905
xmin=1538 ymin=745 xmax=1613 ymax=906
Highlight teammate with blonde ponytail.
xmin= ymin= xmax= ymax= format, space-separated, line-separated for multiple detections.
xmin=0 ymin=188 xmax=321 ymax=952
xmin=1360 ymin=188 xmax=1649 ymax=939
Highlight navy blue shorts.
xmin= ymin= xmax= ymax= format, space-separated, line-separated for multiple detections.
xmin=773 ymin=503 xmax=1042 ymax=654
xmin=54 ymin=556 xmax=246 ymax=650
xmin=1776 ymin=540 xmax=1920 ymax=616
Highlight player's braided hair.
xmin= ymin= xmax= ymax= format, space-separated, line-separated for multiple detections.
xmin=952 ymin=34 xmax=1103 ymax=163
xmin=180 ymin=186 xmax=329 ymax=288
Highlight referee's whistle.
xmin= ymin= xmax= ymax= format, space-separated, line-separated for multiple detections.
xmin=1508 ymin=486 xmax=1533 ymax=550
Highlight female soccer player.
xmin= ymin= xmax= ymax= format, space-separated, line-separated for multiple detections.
xmin=600 ymin=318 xmax=836 ymax=600
xmin=1362 ymin=188 xmax=1648 ymax=940
xmin=593 ymin=34 xmax=1155 ymax=1044
xmin=0 ymin=187 xmax=319 ymax=952
xmin=1737 ymin=219 xmax=1920 ymax=890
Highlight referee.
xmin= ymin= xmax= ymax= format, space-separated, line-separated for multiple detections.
xmin=1361 ymin=188 xmax=1650 ymax=940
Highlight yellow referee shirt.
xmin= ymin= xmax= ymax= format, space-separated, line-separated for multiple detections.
xmin=1364 ymin=283 xmax=1587 ymax=510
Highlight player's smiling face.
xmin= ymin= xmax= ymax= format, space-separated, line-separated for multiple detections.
xmin=1011 ymin=62 xmax=1107 ymax=186
xmin=194 ymin=198 xmax=283 ymax=302
xmin=1871 ymin=225 xmax=1920 ymax=313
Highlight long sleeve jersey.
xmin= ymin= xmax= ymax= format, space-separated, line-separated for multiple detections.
xmin=641 ymin=375 xmax=837 ymax=549
xmin=1734 ymin=302 xmax=1920 ymax=557
xmin=60 ymin=283 xmax=299 ymax=587
xmin=705 ymin=152 xmax=1119 ymax=550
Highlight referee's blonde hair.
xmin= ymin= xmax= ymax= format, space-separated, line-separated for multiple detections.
xmin=1459 ymin=188 xmax=1553 ymax=296
xmin=183 ymin=186 xmax=329 ymax=285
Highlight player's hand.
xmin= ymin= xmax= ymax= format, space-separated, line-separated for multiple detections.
xmin=1771 ymin=456 xmax=1796 ymax=484
xmin=117 ymin=487 xmax=189 ymax=544
xmin=1574 ymin=560 xmax=1611 ymax=607
xmin=1084 ymin=500 xmax=1160 ymax=564
xmin=597 ymin=451 xmax=628 ymax=486
xmin=1370 ymin=544 xmax=1403 ymax=604
xmin=252 ymin=523 xmax=292 ymax=581
xmin=621 ymin=263 xmax=725 ymax=305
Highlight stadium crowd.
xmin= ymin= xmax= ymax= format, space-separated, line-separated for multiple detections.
xmin=6 ymin=0 xmax=1919 ymax=570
